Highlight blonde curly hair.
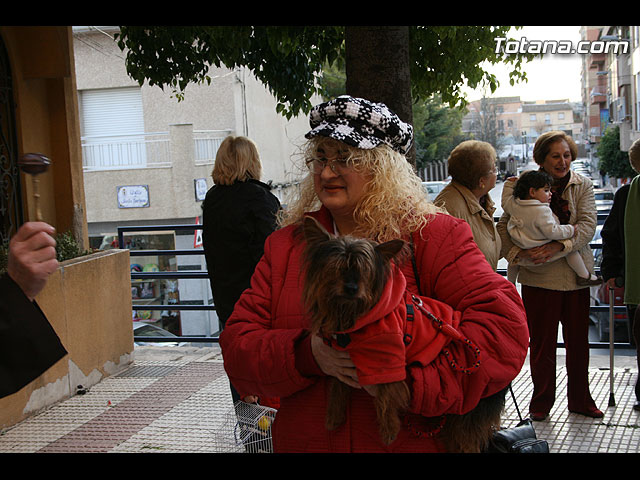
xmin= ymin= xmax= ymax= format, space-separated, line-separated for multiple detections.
xmin=279 ymin=137 xmax=441 ymax=242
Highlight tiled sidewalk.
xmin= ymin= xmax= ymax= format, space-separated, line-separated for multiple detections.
xmin=0 ymin=346 xmax=638 ymax=453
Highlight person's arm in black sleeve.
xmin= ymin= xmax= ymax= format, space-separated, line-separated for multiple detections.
xmin=1 ymin=223 xmax=67 ymax=399
xmin=601 ymin=185 xmax=629 ymax=283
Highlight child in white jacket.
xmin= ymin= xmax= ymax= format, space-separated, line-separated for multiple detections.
xmin=502 ymin=170 xmax=601 ymax=286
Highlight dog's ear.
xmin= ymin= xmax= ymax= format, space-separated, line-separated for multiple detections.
xmin=375 ymin=239 xmax=407 ymax=263
xmin=303 ymin=216 xmax=332 ymax=245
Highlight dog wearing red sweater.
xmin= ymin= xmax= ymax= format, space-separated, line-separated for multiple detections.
xmin=301 ymin=216 xmax=503 ymax=451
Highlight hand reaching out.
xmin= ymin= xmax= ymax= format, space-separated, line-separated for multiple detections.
xmin=7 ymin=222 xmax=58 ymax=301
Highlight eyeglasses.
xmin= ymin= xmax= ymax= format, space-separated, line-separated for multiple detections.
xmin=305 ymin=157 xmax=356 ymax=175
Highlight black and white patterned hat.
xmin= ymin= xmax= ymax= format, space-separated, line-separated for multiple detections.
xmin=305 ymin=95 xmax=413 ymax=155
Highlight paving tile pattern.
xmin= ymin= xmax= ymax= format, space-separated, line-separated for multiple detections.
xmin=1 ymin=349 xmax=638 ymax=453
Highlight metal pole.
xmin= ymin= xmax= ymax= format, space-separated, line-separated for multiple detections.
xmin=608 ymin=284 xmax=616 ymax=407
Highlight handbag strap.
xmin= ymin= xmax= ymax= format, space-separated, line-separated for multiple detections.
xmin=509 ymin=384 xmax=524 ymax=422
xmin=409 ymin=237 xmax=422 ymax=295
xmin=409 ymin=240 xmax=481 ymax=375
xmin=410 ymin=294 xmax=482 ymax=374
xmin=410 ymin=236 xmax=524 ymax=422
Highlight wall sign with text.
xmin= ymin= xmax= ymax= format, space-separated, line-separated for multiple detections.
xmin=194 ymin=178 xmax=208 ymax=201
xmin=117 ymin=185 xmax=150 ymax=208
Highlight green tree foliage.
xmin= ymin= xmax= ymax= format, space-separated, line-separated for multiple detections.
xmin=413 ymin=97 xmax=467 ymax=169
xmin=597 ymin=126 xmax=635 ymax=179
xmin=115 ymin=26 xmax=534 ymax=119
xmin=115 ymin=26 xmax=344 ymax=119
xmin=318 ymin=60 xmax=347 ymax=99
xmin=408 ymin=26 xmax=532 ymax=107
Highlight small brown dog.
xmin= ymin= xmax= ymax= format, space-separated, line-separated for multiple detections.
xmin=302 ymin=216 xmax=410 ymax=445
xmin=301 ymin=216 xmax=505 ymax=450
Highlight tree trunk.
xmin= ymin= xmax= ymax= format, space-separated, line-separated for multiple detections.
xmin=344 ymin=26 xmax=415 ymax=165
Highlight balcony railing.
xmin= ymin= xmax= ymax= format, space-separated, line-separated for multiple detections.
xmin=120 ymin=213 xmax=631 ymax=350
xmin=82 ymin=132 xmax=172 ymax=171
xmin=82 ymin=128 xmax=232 ymax=171
xmin=194 ymin=130 xmax=232 ymax=166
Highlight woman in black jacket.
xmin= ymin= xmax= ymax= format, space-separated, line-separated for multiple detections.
xmin=202 ymin=135 xmax=280 ymax=403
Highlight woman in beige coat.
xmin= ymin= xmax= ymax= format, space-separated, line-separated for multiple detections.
xmin=434 ymin=140 xmax=501 ymax=270
xmin=497 ymin=131 xmax=602 ymax=421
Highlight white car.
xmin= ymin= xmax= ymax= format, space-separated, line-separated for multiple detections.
xmin=572 ymin=160 xmax=590 ymax=169
xmin=594 ymin=189 xmax=614 ymax=213
xmin=133 ymin=322 xmax=187 ymax=346
xmin=422 ymin=181 xmax=449 ymax=201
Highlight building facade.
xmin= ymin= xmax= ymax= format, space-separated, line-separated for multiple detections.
xmin=462 ymin=96 xmax=581 ymax=162
xmin=521 ymin=100 xmax=576 ymax=139
xmin=602 ymin=26 xmax=640 ymax=152
xmin=0 ymin=26 xmax=88 ymax=249
xmin=581 ymin=25 xmax=640 ymax=156
xmin=72 ymin=26 xmax=315 ymax=338
xmin=73 ymin=26 xmax=311 ymax=240
xmin=462 ymin=96 xmax=523 ymax=154
xmin=581 ymin=25 xmax=608 ymax=149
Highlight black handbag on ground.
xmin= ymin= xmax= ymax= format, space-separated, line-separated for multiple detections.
xmin=487 ymin=385 xmax=549 ymax=453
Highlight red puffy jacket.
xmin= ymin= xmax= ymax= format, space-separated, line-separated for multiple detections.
xmin=220 ymin=207 xmax=529 ymax=452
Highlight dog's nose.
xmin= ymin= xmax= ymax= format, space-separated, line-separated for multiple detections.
xmin=344 ymin=282 xmax=359 ymax=296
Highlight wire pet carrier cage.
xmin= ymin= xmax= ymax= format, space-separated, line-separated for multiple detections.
xmin=217 ymin=401 xmax=277 ymax=453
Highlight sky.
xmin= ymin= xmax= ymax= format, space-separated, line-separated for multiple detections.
xmin=462 ymin=26 xmax=583 ymax=103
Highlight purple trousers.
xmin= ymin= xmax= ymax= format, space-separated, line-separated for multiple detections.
xmin=522 ymin=285 xmax=598 ymax=414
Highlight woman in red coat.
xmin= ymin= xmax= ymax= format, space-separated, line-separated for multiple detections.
xmin=220 ymin=96 xmax=529 ymax=452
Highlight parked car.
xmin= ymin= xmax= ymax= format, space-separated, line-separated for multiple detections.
xmin=594 ymin=188 xmax=614 ymax=214
xmin=575 ymin=168 xmax=592 ymax=179
xmin=133 ymin=322 xmax=187 ymax=346
xmin=572 ymin=161 xmax=592 ymax=179
xmin=573 ymin=159 xmax=590 ymax=168
xmin=422 ymin=181 xmax=449 ymax=201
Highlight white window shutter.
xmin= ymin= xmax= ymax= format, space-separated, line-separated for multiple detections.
xmin=80 ymin=87 xmax=146 ymax=169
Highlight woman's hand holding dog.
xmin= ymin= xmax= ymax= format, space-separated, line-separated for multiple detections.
xmin=311 ymin=335 xmax=361 ymax=389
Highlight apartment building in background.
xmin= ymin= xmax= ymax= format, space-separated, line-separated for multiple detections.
xmin=581 ymin=25 xmax=640 ymax=157
xmin=521 ymin=99 xmax=580 ymax=145
xmin=72 ymin=26 xmax=314 ymax=339
xmin=462 ymin=96 xmax=582 ymax=163
xmin=581 ymin=25 xmax=608 ymax=150
xmin=462 ymin=96 xmax=522 ymax=153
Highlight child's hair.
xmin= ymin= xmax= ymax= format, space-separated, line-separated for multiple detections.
xmin=513 ymin=170 xmax=554 ymax=200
